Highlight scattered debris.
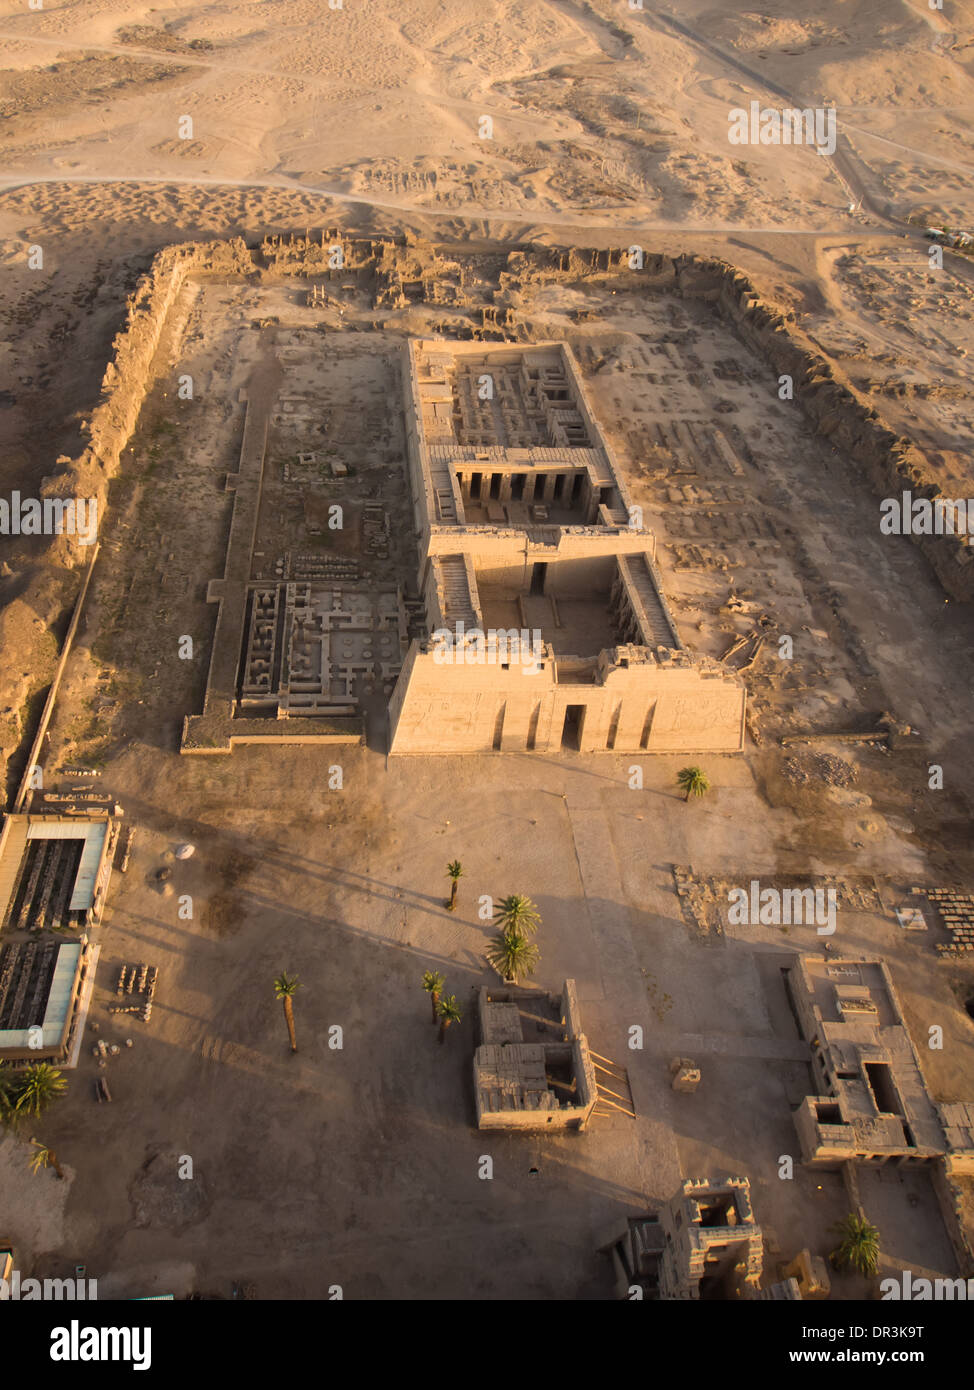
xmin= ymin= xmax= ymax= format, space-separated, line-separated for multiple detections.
xmin=914 ymin=888 xmax=974 ymax=956
xmin=115 ymin=826 xmax=136 ymax=871
xmin=110 ymin=963 xmax=159 ymax=1021
xmin=782 ymin=753 xmax=858 ymax=788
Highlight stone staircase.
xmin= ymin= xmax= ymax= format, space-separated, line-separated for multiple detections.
xmin=618 ymin=554 xmax=680 ymax=649
xmin=437 ymin=554 xmax=478 ymax=628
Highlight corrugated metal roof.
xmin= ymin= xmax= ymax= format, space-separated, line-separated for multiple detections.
xmin=0 ymin=942 xmax=81 ymax=1048
xmin=26 ymin=821 xmax=107 ymax=911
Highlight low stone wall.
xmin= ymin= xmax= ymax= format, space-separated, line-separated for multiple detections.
xmin=0 ymin=238 xmax=254 ymax=777
xmin=932 ymin=1157 xmax=974 ymax=1276
xmin=83 ymin=239 xmax=252 ymax=484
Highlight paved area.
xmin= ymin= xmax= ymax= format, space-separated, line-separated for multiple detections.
xmin=5 ymin=737 xmax=968 ymax=1298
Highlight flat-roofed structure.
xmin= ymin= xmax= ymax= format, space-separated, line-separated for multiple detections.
xmin=0 ymin=939 xmax=95 ymax=1063
xmin=390 ymin=340 xmax=746 ymax=754
xmin=0 ymin=813 xmax=118 ymax=933
xmin=0 ymin=812 xmax=114 ymax=1067
xmin=788 ymin=956 xmax=947 ymax=1167
xmin=473 ymin=979 xmax=597 ymax=1131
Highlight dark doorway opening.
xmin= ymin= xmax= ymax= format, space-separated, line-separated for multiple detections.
xmin=865 ymin=1062 xmax=904 ymax=1117
xmin=492 ymin=703 xmax=505 ymax=751
xmin=553 ymin=473 xmax=566 ymax=501
xmin=531 ymin=562 xmax=547 ymax=596
xmin=570 ymin=473 xmax=584 ymax=504
xmin=697 ymin=1247 xmax=743 ymax=1300
xmin=490 ymin=473 xmax=501 ymax=500
xmin=512 ymin=473 xmax=526 ymax=501
xmin=561 ymin=704 xmax=584 ymax=750
xmin=471 ymin=472 xmax=482 ymax=500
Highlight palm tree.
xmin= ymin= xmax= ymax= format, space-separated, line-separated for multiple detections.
xmin=446 ymin=861 xmax=463 ymax=912
xmin=29 ymin=1139 xmax=64 ymax=1180
xmin=273 ymin=971 xmax=301 ymax=1054
xmin=437 ymin=995 xmax=462 ymax=1045
xmin=494 ymin=893 xmax=541 ymax=937
xmin=422 ymin=970 xmax=446 ymax=1024
xmin=829 ymin=1213 xmax=880 ymax=1277
xmin=677 ymin=766 xmax=710 ymax=802
xmin=0 ymin=1062 xmax=18 ymax=1128
xmin=486 ymin=930 xmax=539 ymax=984
xmin=13 ymin=1063 xmax=66 ymax=1117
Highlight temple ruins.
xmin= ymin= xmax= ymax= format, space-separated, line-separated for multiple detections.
xmin=181 ymin=329 xmax=746 ymax=757
xmin=393 ymin=340 xmax=746 ymax=754
xmin=473 ymin=979 xmax=597 ymax=1130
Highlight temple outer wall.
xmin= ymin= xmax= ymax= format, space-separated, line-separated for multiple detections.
xmin=559 ymin=344 xmax=637 ymax=520
xmin=388 ymin=643 xmax=746 ymax=755
xmin=933 ymin=1159 xmax=974 ymax=1276
xmin=403 ymin=341 xmax=435 ymax=544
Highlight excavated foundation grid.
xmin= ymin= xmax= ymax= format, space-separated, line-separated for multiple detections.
xmin=181 ymin=327 xmax=416 ymax=754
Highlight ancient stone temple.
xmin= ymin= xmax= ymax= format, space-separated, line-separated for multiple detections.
xmin=389 ymin=340 xmax=746 ymax=755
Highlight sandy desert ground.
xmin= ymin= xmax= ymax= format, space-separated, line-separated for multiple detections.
xmin=2 ymin=0 xmax=974 ymax=1304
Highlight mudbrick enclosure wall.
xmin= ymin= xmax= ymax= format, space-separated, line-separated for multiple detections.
xmin=1 ymin=232 xmax=968 ymax=783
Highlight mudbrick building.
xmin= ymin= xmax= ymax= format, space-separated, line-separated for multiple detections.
xmin=787 ymin=955 xmax=974 ymax=1275
xmin=788 ymin=956 xmax=949 ymax=1167
xmin=473 ymin=979 xmax=597 ymax=1131
xmin=389 ymin=340 xmax=746 ymax=755
xmin=605 ymin=1177 xmax=765 ymax=1300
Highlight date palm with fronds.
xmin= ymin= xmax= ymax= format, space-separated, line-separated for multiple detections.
xmin=437 ymin=995 xmax=462 ymax=1045
xmin=29 ymin=1138 xmax=64 ymax=1180
xmin=446 ymin=861 xmax=463 ymax=912
xmin=422 ymin=969 xmax=446 ymax=1024
xmin=677 ymin=766 xmax=710 ymax=802
xmin=486 ymin=930 xmax=540 ymax=985
xmin=273 ymin=971 xmax=301 ymax=1054
xmin=0 ymin=1062 xmax=18 ymax=1129
xmin=494 ymin=893 xmax=541 ymax=937
xmin=14 ymin=1063 xmax=66 ymax=1117
xmin=829 ymin=1212 xmax=880 ymax=1277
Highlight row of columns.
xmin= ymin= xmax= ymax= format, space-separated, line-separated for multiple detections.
xmin=456 ymin=467 xmax=597 ymax=513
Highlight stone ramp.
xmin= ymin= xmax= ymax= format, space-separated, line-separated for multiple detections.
xmin=617 ymin=553 xmax=681 ymax=649
xmin=436 ymin=554 xmax=478 ymax=629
